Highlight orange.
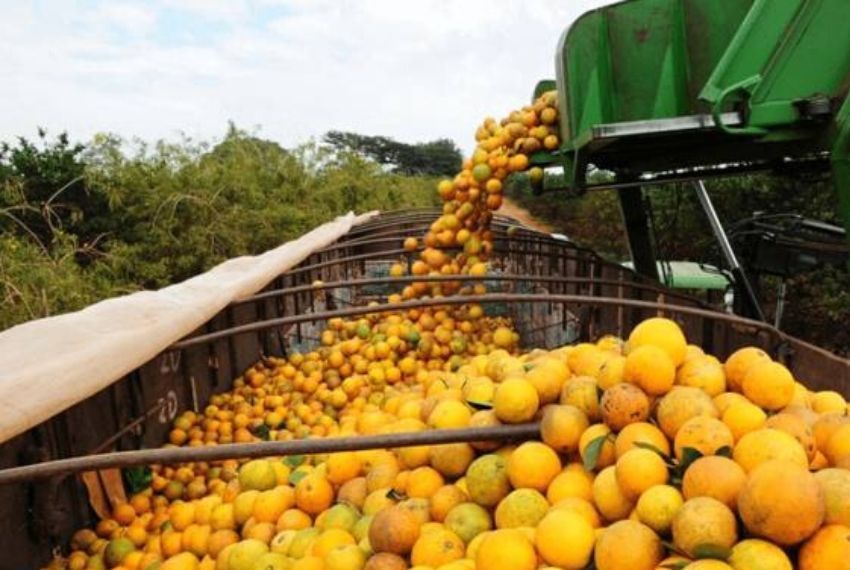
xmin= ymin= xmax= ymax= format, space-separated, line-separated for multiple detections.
xmin=295 ymin=474 xmax=334 ymax=516
xmin=673 ymin=416 xmax=734 ymax=461
xmin=238 ymin=460 xmax=277 ymax=492
xmin=599 ymin=383 xmax=650 ymax=432
xmin=559 ymin=376 xmax=601 ymax=421
xmin=493 ymin=378 xmax=539 ymax=424
xmin=812 ymin=391 xmax=847 ymax=414
xmin=656 ymin=386 xmax=718 ymax=440
xmin=742 ymin=360 xmax=795 ymax=411
xmin=594 ymin=520 xmax=663 ymax=570
xmin=738 ymin=460 xmax=824 ymax=545
xmin=368 ymin=506 xmax=421 ymax=555
xmin=540 ymin=404 xmax=589 ymax=454
xmin=406 ymin=467 xmax=444 ymax=498
xmin=728 ymin=539 xmax=793 ymax=570
xmin=493 ymin=488 xmax=548 ymax=528
xmin=592 ymin=466 xmax=634 ymax=522
xmin=681 ymin=456 xmax=746 ymax=509
xmin=614 ymin=448 xmax=668 ymax=500
xmin=676 ymin=355 xmax=726 ymax=396
xmin=363 ymin=553 xmax=408 ymax=570
xmin=626 ymin=317 xmax=687 ymax=366
xmin=410 ymin=528 xmax=465 ymax=567
xmin=326 ymin=451 xmax=362 ymax=485
xmin=310 ymin=529 xmax=355 ymax=558
xmin=549 ymin=497 xmax=601 ymax=528
xmin=466 ymin=454 xmax=511 ymax=507
xmin=765 ymin=412 xmax=817 ymax=461
xmin=799 ymin=525 xmax=850 ymax=570
xmin=276 ymin=508 xmax=312 ymax=531
xmin=169 ymin=502 xmax=196 ymax=532
xmin=207 ymin=530 xmax=238 ymax=559
xmin=429 ymin=443 xmax=475 ymax=478
xmin=733 ymin=428 xmax=809 ymax=473
xmin=524 ymin=358 xmax=569 ymax=404
xmin=815 ymin=468 xmax=850 ymax=525
xmin=535 ymin=509 xmax=595 ymax=569
xmin=427 ymin=400 xmax=472 ymax=429
xmin=475 ymin=529 xmax=536 ymax=570
xmin=623 ymin=345 xmax=676 ymax=396
xmin=506 ymin=441 xmax=561 ymax=491
xmin=546 ymin=464 xmax=594 ymax=503
xmin=671 ymin=497 xmax=737 ymax=557
xmin=253 ymin=487 xmax=294 ymax=524
xmin=825 ymin=423 xmax=850 ymax=465
xmin=724 ymin=346 xmax=771 ymax=392
xmin=722 ymin=400 xmax=767 ymax=442
xmin=160 ymin=552 xmax=199 ymax=570
xmin=444 ymin=502 xmax=492 ymax=544
xmin=430 ymin=485 xmax=468 ymax=522
xmin=113 ymin=503 xmax=137 ymax=526
xmin=634 ymin=484 xmax=683 ymax=535
xmin=614 ymin=422 xmax=670 ymax=459
xmin=814 ymin=412 xmax=850 ymax=453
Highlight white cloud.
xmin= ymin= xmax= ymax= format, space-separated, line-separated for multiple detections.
xmin=1 ymin=0 xmax=607 ymax=154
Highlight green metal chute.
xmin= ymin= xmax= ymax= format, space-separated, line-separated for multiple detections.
xmin=534 ymin=0 xmax=850 ymax=289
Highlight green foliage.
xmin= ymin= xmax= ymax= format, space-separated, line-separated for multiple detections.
xmin=323 ymin=130 xmax=462 ymax=176
xmin=0 ymin=127 xmax=440 ymax=330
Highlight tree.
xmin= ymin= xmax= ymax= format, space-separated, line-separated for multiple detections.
xmin=323 ymin=131 xmax=461 ymax=176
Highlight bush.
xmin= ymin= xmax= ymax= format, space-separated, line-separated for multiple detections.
xmin=0 ymin=127 xmax=439 ymax=330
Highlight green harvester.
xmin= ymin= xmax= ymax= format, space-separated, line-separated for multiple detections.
xmin=532 ymin=0 xmax=850 ymax=320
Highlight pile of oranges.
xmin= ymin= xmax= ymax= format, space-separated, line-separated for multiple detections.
xmin=46 ymin=91 xmax=850 ymax=570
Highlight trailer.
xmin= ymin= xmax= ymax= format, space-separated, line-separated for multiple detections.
xmin=2 ymin=0 xmax=850 ymax=568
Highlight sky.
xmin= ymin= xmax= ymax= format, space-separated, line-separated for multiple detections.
xmin=1 ymin=0 xmax=606 ymax=153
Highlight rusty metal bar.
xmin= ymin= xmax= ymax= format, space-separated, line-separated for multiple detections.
xmin=0 ymin=424 xmax=541 ymax=485
xmin=235 ymin=273 xmax=706 ymax=307
xmin=174 ymin=293 xmax=775 ymax=350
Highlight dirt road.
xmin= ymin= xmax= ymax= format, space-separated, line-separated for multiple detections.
xmin=499 ymin=197 xmax=555 ymax=233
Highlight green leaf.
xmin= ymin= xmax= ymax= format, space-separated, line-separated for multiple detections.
xmin=284 ymin=455 xmax=306 ymax=468
xmin=693 ymin=543 xmax=732 ymax=560
xmin=123 ymin=466 xmax=152 ymax=494
xmin=660 ymin=562 xmax=689 ymax=570
xmin=288 ymin=470 xmax=308 ymax=486
xmin=661 ymin=540 xmax=690 ymax=559
xmin=253 ymin=424 xmax=271 ymax=441
xmin=583 ymin=435 xmax=608 ymax=471
xmin=715 ymin=446 xmax=733 ymax=458
xmin=678 ymin=447 xmax=704 ymax=472
xmin=634 ymin=441 xmax=671 ymax=460
xmin=466 ymin=399 xmax=493 ymax=411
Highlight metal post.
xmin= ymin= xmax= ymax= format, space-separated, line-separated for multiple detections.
xmin=774 ymin=280 xmax=786 ymax=329
xmin=617 ymin=188 xmax=659 ymax=281
xmin=693 ymin=180 xmax=766 ymax=321
xmin=831 ymin=96 xmax=850 ymax=269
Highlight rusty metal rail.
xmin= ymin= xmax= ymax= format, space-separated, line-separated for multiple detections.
xmin=0 ymin=424 xmax=540 ymax=485
xmin=174 ymin=293 xmax=772 ymax=350
xmin=232 ymin=273 xmax=706 ymax=307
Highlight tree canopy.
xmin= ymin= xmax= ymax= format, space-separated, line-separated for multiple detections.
xmin=323 ymin=131 xmax=462 ymax=177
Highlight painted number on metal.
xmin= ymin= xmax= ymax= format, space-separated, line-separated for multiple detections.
xmin=158 ymin=390 xmax=179 ymax=424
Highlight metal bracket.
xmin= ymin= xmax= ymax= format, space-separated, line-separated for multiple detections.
xmin=712 ymin=75 xmax=769 ymax=136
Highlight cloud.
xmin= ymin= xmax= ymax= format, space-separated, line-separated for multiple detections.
xmin=1 ymin=0 xmax=607 ymax=153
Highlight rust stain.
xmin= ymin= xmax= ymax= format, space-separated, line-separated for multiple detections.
xmin=635 ymin=28 xmax=650 ymax=43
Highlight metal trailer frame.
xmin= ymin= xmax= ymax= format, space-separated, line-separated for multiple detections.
xmin=1 ymin=210 xmax=848 ymax=567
